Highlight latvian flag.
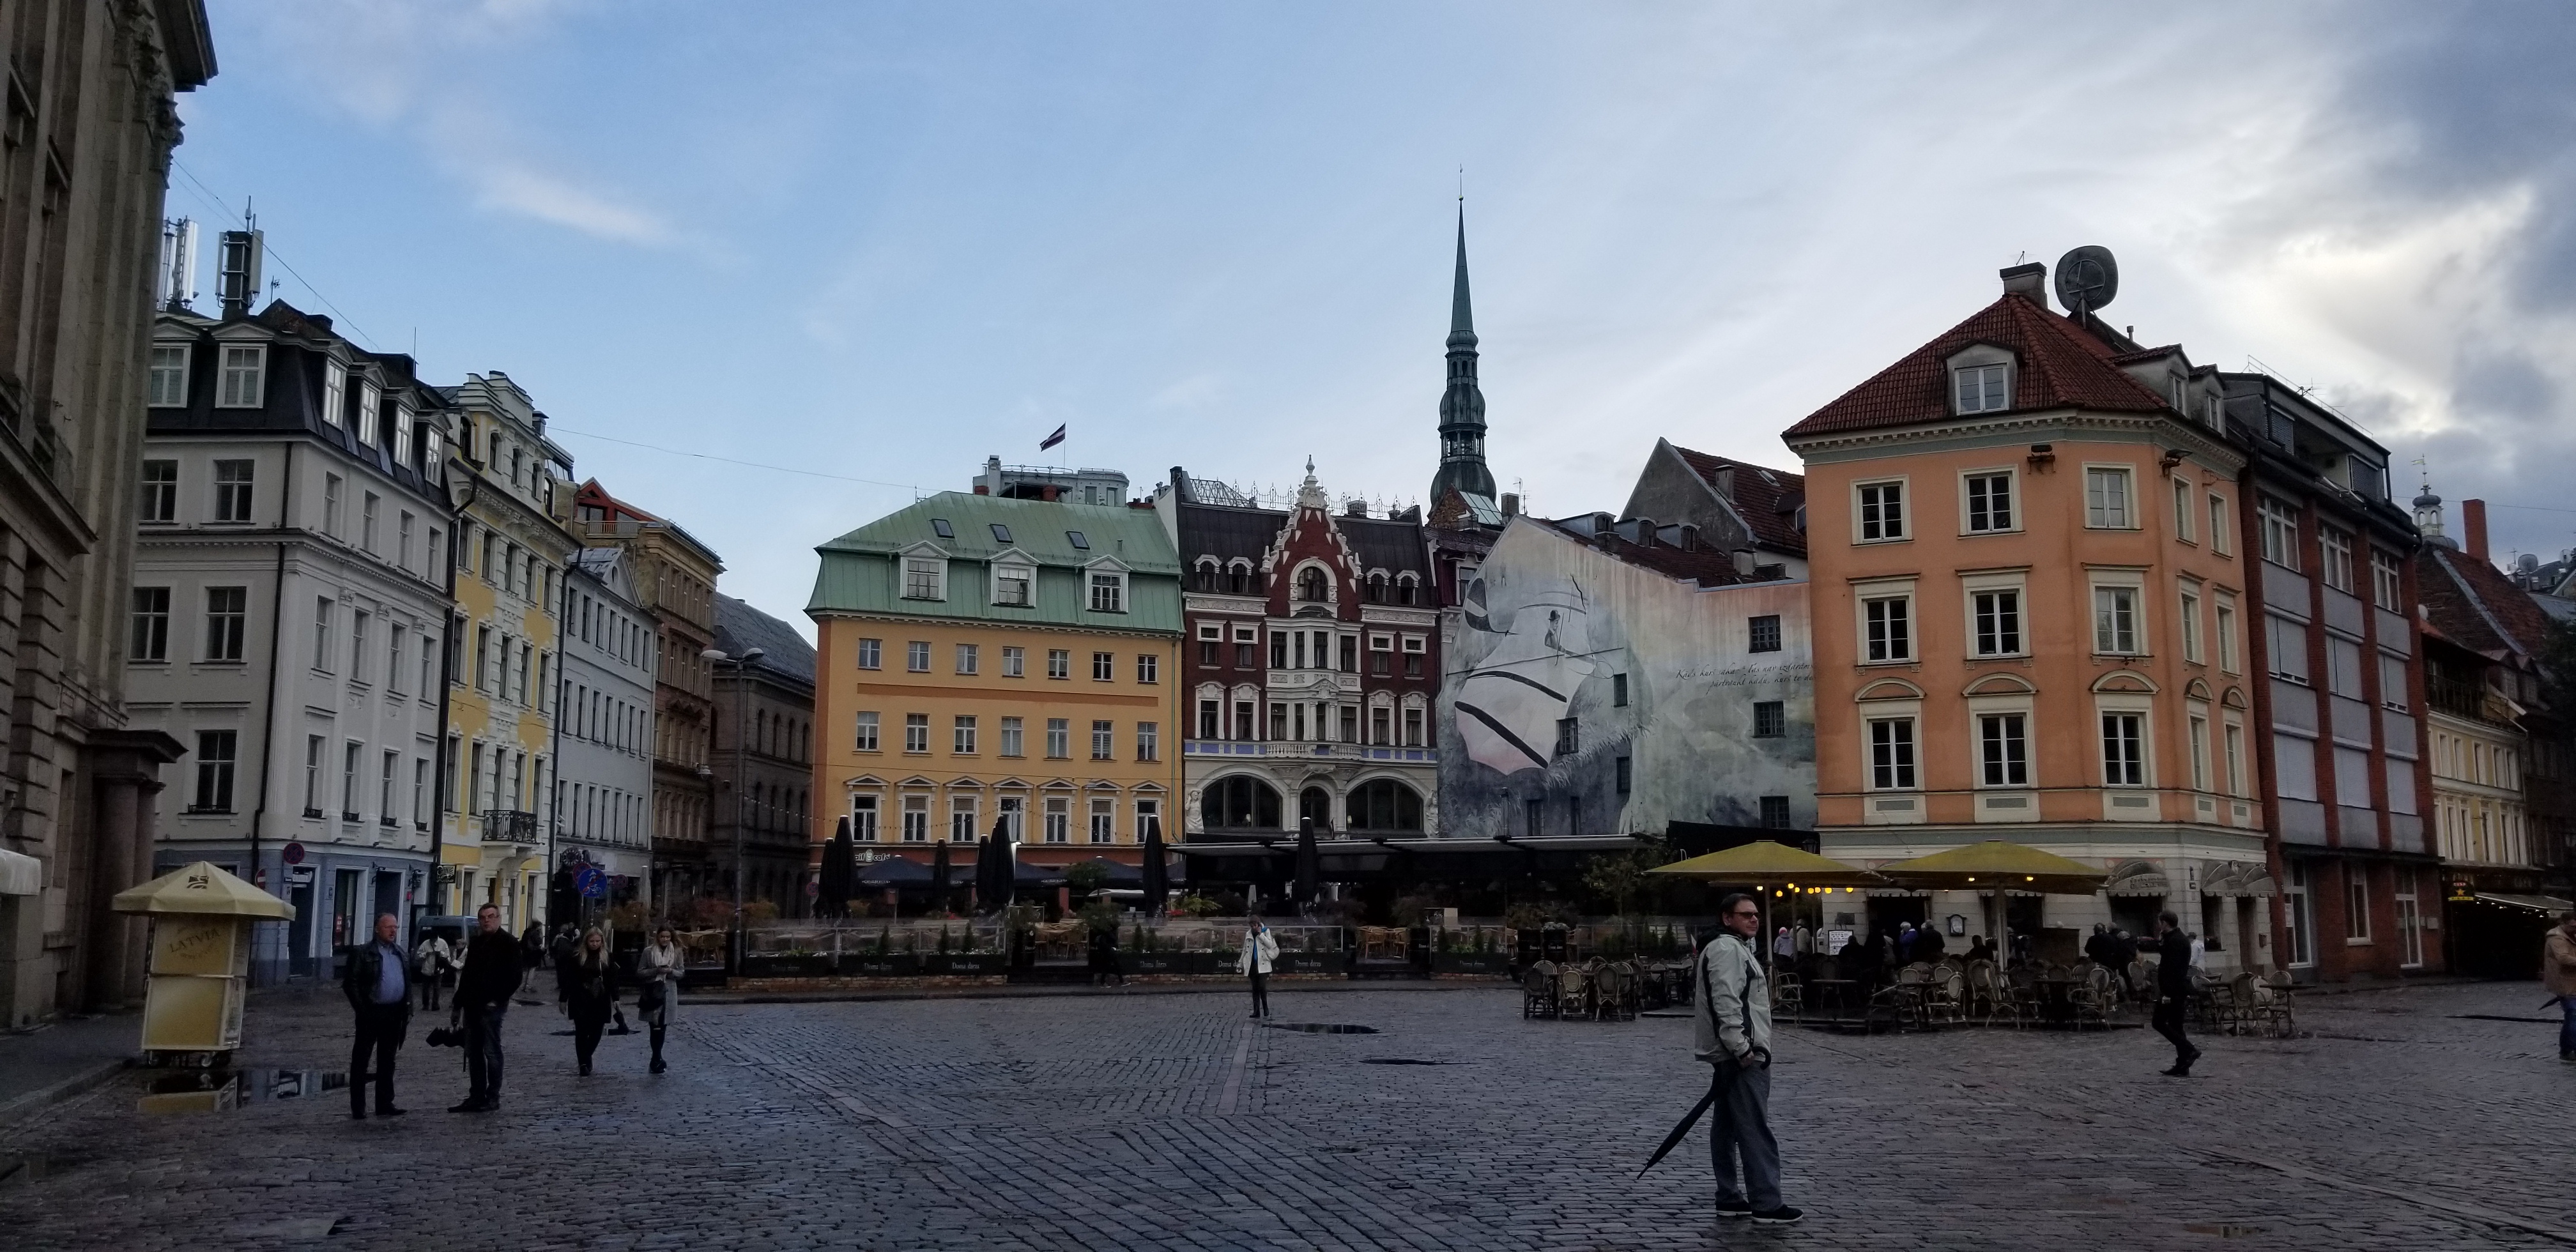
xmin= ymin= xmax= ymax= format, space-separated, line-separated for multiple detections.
xmin=1039 ymin=424 xmax=1067 ymax=451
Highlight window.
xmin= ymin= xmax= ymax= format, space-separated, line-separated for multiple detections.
xmin=302 ymin=735 xmax=325 ymax=815
xmin=2171 ymin=478 xmax=2195 ymax=542
xmin=856 ymin=637 xmax=882 ymax=669
xmin=1137 ymin=653 xmax=1158 ymax=683
xmin=2285 ymin=862 xmax=2315 ymax=966
xmin=1035 ymin=795 xmax=1068 ymax=843
xmin=1955 ymin=363 xmax=2009 ymax=414
xmin=2319 ymin=526 xmax=2355 ymax=593
xmin=1615 ymin=756 xmax=1632 ymax=796
xmin=2216 ymin=597 xmax=2239 ymax=674
xmin=903 ymin=558 xmax=945 ymax=600
xmin=901 ymin=795 xmax=930 ymax=842
xmin=1066 ymin=530 xmax=1089 ymax=550
xmin=148 ymin=345 xmax=189 ymax=406
xmin=1088 ymin=572 xmax=1125 ymax=613
xmin=2327 ymin=637 xmax=2364 ymax=698
xmin=1370 ymin=706 xmax=1390 ymax=745
xmin=1137 ymin=722 xmax=1159 ymax=761
xmin=1752 ymin=701 xmax=1785 ymax=738
xmin=1855 ymin=480 xmax=1906 ymax=542
xmin=903 ymin=714 xmax=929 ymax=754
xmin=1091 ymin=720 xmax=1114 ymax=760
xmin=1759 ymin=796 xmax=1793 ymax=828
xmin=1963 ymin=472 xmax=2014 ymax=533
xmin=1092 ymin=652 xmax=1115 ymax=682
xmin=130 ymin=588 xmax=170 ymax=660
xmin=929 ymin=518 xmax=953 ymax=539
xmin=1404 ymin=706 xmax=1425 ymax=747
xmin=349 ymin=611 xmax=371 ymax=684
xmin=2189 ymin=714 xmax=2211 ymax=791
xmin=1046 ymin=718 xmax=1070 ymax=758
xmin=1296 ymin=567 xmax=1329 ymax=603
xmin=1867 ymin=718 xmax=1917 ymax=790
xmin=1403 ymin=637 xmax=1425 ymax=678
xmin=1000 ymin=716 xmax=1023 ymax=757
xmin=1269 ymin=703 xmax=1288 ymax=741
xmin=1555 ymin=717 xmax=1579 ymax=757
xmin=1089 ymin=798 xmax=1115 ymax=844
xmin=1047 ymin=649 xmax=1070 ymax=680
xmin=2266 ymin=613 xmax=2309 ymax=683
xmin=994 ymin=565 xmax=1032 ymax=607
xmin=2092 ymin=586 xmax=2140 ymax=655
xmin=362 ymin=494 xmax=379 ymax=553
xmin=2258 ymin=497 xmax=2300 ymax=568
xmin=1971 ymin=589 xmax=2022 ymax=657
xmin=217 ymin=344 xmax=265 ymax=408
xmin=2379 ymin=653 xmax=2409 ymax=711
xmin=906 ymin=641 xmax=931 ymax=673
xmin=323 ymin=475 xmax=344 ymax=537
xmin=356 ymin=381 xmax=380 ymax=445
xmin=397 ymin=512 xmax=414 ymax=569
xmin=320 ymin=360 xmax=346 ymax=427
xmin=139 ymin=460 xmax=176 ymax=523
xmin=2335 ymin=745 xmax=2373 ymax=807
xmin=2224 ymin=721 xmax=2246 ymax=797
xmin=1001 ymin=646 xmax=1024 ymax=677
xmin=312 ymin=597 xmax=335 ymax=673
xmin=2345 ymin=869 xmax=2371 ymax=942
xmin=2101 ymin=712 xmax=2146 ymax=786
xmin=213 ymin=459 xmax=255 ymax=522
xmin=1978 ymin=713 xmax=2028 ymax=786
xmin=1748 ymin=615 xmax=1781 ymax=653
xmin=955 ymin=643 xmax=979 ymax=675
xmin=953 ymin=715 xmax=977 ymax=754
xmin=1197 ymin=699 xmax=1222 ymax=740
xmin=988 ymin=523 xmax=1012 ymax=544
xmin=2370 ymin=550 xmax=2402 ymax=610
xmin=1370 ymin=635 xmax=1393 ymax=675
xmin=193 ymin=729 xmax=238 ymax=811
xmin=380 ymin=751 xmax=398 ymax=825
xmin=2179 ymin=588 xmax=2204 ymax=663
xmin=413 ymin=759 xmax=429 ymax=828
xmin=2209 ymin=494 xmax=2232 ymax=554
xmin=854 ymin=712 xmax=878 ymax=751
xmin=1612 ymin=673 xmax=1629 ymax=707
xmin=1863 ymin=594 xmax=1912 ymax=662
xmin=846 ymin=795 xmax=879 ymax=842
xmin=2083 ymin=467 xmax=2135 ymax=528
xmin=950 ymin=795 xmax=978 ymax=841
xmin=1271 ymin=632 xmax=1289 ymax=669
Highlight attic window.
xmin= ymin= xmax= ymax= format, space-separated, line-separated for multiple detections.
xmin=990 ymin=523 xmax=1013 ymax=544
xmin=1955 ymin=363 xmax=2009 ymax=415
xmin=1066 ymin=530 xmax=1089 ymax=550
xmin=931 ymin=519 xmax=954 ymax=538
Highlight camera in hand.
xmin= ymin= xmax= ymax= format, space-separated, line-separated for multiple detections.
xmin=424 ymin=1026 xmax=464 ymax=1048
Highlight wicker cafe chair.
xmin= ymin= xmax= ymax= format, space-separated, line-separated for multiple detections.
xmin=1556 ymin=964 xmax=1594 ymax=1021
xmin=1963 ymin=961 xmax=2009 ymax=1027
xmin=2066 ymin=970 xmax=2111 ymax=1031
xmin=1770 ymin=970 xmax=1804 ymax=1023
xmin=1924 ymin=969 xmax=1966 ymax=1025
xmin=1522 ymin=960 xmax=1560 ymax=1019
xmin=1593 ymin=962 xmax=1637 ymax=1021
xmin=2258 ymin=971 xmax=2297 ymax=1037
xmin=2218 ymin=972 xmax=2260 ymax=1036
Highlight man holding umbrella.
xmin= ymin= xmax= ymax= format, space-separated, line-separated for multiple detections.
xmin=1696 ymin=893 xmax=1800 ymax=1225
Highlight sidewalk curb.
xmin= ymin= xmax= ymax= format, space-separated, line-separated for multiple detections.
xmin=0 ymin=1058 xmax=128 ymax=1128
xmin=690 ymin=980 xmax=1517 ymax=1007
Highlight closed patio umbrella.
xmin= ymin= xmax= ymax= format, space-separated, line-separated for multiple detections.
xmin=930 ymin=841 xmax=953 ymax=912
xmin=818 ymin=819 xmax=854 ymax=917
xmin=854 ymin=855 xmax=931 ymax=887
xmin=1142 ymin=816 xmax=1169 ymax=915
xmin=1294 ymin=818 xmax=1321 ymax=906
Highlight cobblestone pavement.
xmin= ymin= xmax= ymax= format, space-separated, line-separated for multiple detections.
xmin=3 ymin=978 xmax=2573 ymax=1250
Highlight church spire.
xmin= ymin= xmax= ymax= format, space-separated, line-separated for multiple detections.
xmin=1430 ymin=203 xmax=1497 ymax=509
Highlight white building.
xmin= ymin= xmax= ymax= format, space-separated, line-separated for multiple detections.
xmin=554 ymin=549 xmax=657 ymax=912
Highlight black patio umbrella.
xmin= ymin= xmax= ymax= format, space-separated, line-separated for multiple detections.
xmin=854 ymin=855 xmax=931 ymax=886
xmin=977 ymin=816 xmax=1014 ymax=913
xmin=930 ymin=840 xmax=953 ymax=911
xmin=1071 ymin=856 xmax=1142 ymax=887
xmin=818 ymin=819 xmax=854 ymax=917
xmin=1141 ymin=816 xmax=1169 ymax=915
xmin=1294 ymin=817 xmax=1321 ymax=905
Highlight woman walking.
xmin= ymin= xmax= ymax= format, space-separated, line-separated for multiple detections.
xmin=635 ymin=926 xmax=683 ymax=1074
xmin=1238 ymin=919 xmax=1278 ymax=1019
xmin=565 ymin=928 xmax=618 ymax=1076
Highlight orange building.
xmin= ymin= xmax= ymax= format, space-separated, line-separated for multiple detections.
xmin=1783 ymin=264 xmax=2280 ymax=972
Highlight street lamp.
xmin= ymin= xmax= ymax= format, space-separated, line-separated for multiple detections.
xmin=703 ymin=646 xmax=763 ymax=965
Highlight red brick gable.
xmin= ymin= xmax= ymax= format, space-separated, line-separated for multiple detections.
xmin=1782 ymin=292 xmax=2170 ymax=439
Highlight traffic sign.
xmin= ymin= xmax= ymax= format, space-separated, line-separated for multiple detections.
xmin=282 ymin=842 xmax=305 ymax=866
xmin=574 ymin=864 xmax=607 ymax=899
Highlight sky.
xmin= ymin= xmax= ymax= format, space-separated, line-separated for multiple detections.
xmin=174 ymin=1 xmax=2576 ymax=634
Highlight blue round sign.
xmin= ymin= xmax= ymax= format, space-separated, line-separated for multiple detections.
xmin=574 ymin=865 xmax=607 ymax=899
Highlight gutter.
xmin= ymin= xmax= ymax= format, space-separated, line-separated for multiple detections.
xmin=245 ymin=442 xmax=293 ymax=983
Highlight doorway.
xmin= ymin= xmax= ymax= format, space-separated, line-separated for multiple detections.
xmin=1298 ymin=787 xmax=1332 ymax=831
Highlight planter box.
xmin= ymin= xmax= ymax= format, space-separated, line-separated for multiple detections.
xmin=1430 ymin=953 xmax=1511 ymax=975
xmin=1275 ymin=952 xmax=1346 ymax=976
xmin=739 ymin=954 xmax=833 ymax=979
xmin=921 ymin=953 xmax=1008 ymax=976
xmin=838 ymin=954 xmax=922 ymax=977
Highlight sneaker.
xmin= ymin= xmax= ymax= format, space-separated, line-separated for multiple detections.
xmin=1751 ymin=1207 xmax=1804 ymax=1225
xmin=650 ymin=1057 xmax=667 ymax=1074
xmin=375 ymin=1107 xmax=406 ymax=1117
xmin=1714 ymin=1200 xmax=1752 ymax=1219
xmin=2160 ymin=1065 xmax=2192 ymax=1078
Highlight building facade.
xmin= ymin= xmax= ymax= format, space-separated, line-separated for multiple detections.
xmin=130 ymin=295 xmax=449 ymax=982
xmin=1620 ymin=441 xmax=1809 ymax=581
xmin=570 ymin=479 xmax=722 ymax=910
xmin=1785 ymin=263 xmax=2280 ymax=975
xmin=709 ymin=593 xmax=817 ymax=917
xmin=551 ymin=548 xmax=656 ymax=913
xmin=436 ymin=373 xmax=574 ymax=931
xmin=1154 ymin=466 xmax=1439 ymax=841
xmin=2221 ymin=372 xmax=2440 ymax=981
xmin=807 ymin=492 xmax=1180 ymax=876
xmin=0 ymin=0 xmax=213 ymax=1026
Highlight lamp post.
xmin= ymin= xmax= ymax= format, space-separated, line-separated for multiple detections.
xmin=702 ymin=646 xmax=763 ymax=967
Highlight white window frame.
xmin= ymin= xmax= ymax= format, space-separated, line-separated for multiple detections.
xmin=2096 ymin=696 xmax=2152 ymax=788
xmin=1858 ymin=581 xmax=1915 ymax=664
xmin=1002 ymin=645 xmax=1025 ymax=678
xmin=1961 ymin=572 xmax=2026 ymax=659
xmin=2214 ymin=593 xmax=2240 ymax=675
xmin=1959 ymin=469 xmax=2017 ymax=535
xmin=148 ymin=344 xmax=190 ymax=406
xmin=2208 ymin=493 xmax=2233 ymax=556
xmin=1087 ymin=568 xmax=1128 ymax=613
xmin=217 ymin=344 xmax=266 ymax=409
xmin=854 ymin=711 xmax=878 ymax=752
xmin=2258 ymin=496 xmax=2300 ymax=569
xmin=901 ymin=556 xmax=948 ymax=602
xmin=320 ymin=358 xmax=347 ymax=427
xmin=356 ymin=380 xmax=381 ymax=446
xmin=2170 ymin=476 xmax=2195 ymax=544
xmin=992 ymin=561 xmax=1035 ymax=607
xmin=2370 ymin=549 xmax=2402 ymax=611
xmin=1088 ymin=797 xmax=1116 ymax=844
xmin=2266 ymin=612 xmax=2310 ymax=685
xmin=2188 ymin=705 xmax=2212 ymax=791
xmin=1865 ymin=714 xmax=1920 ymax=791
xmin=1970 ymin=698 xmax=2032 ymax=789
xmin=2090 ymin=577 xmax=2145 ymax=656
xmin=2179 ymin=583 xmax=2204 ymax=664
xmin=2083 ymin=465 xmax=2136 ymax=530
xmin=1853 ymin=478 xmax=1908 ymax=544
xmin=1954 ymin=362 xmax=2009 ymax=415
xmin=2319 ymin=526 xmax=2355 ymax=593
xmin=2223 ymin=714 xmax=2247 ymax=798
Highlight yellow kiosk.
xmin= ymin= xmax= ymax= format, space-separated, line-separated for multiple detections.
xmin=111 ymin=861 xmax=294 ymax=1067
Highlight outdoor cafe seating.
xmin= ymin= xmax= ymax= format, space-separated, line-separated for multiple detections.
xmin=1519 ymin=958 xmax=1660 ymax=1022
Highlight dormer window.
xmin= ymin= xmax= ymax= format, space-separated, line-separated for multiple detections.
xmin=357 ymin=381 xmax=381 ymax=446
xmin=931 ymin=518 xmax=954 ymax=539
xmin=1297 ymin=567 xmax=1330 ymax=603
xmin=148 ymin=345 xmax=190 ymax=406
xmin=1088 ymin=570 xmax=1126 ymax=613
xmin=1956 ymin=363 xmax=2008 ymax=414
xmin=993 ymin=563 xmax=1033 ymax=607
xmin=217 ymin=344 xmax=266 ymax=408
xmin=321 ymin=359 xmax=347 ymax=425
xmin=903 ymin=557 xmax=947 ymax=600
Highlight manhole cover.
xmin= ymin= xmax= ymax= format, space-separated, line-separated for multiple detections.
xmin=1261 ymin=1023 xmax=1379 ymax=1034
xmin=1359 ymin=1058 xmax=1460 ymax=1065
xmin=2183 ymin=1223 xmax=2267 ymax=1238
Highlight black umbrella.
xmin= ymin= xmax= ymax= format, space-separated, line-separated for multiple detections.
xmin=854 ymin=855 xmax=931 ymax=886
xmin=930 ymin=840 xmax=953 ymax=912
xmin=979 ymin=816 xmax=1014 ymax=913
xmin=1294 ymin=817 xmax=1321 ymax=905
xmin=1141 ymin=816 xmax=1169 ymax=915
xmin=818 ymin=819 xmax=854 ymax=917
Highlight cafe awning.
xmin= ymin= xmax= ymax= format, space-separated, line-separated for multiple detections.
xmin=2473 ymin=892 xmax=2573 ymax=914
xmin=0 ymin=846 xmax=39 ymax=897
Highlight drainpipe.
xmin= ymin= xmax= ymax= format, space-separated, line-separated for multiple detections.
xmin=246 ymin=442 xmax=295 ymax=985
xmin=544 ymin=553 xmax=569 ymax=929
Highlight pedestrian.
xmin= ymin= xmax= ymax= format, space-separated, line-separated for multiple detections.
xmin=342 ymin=913 xmax=411 ymax=1120
xmin=413 ymin=929 xmax=451 ymax=1011
xmin=564 ymin=928 xmax=618 ymax=1076
xmin=634 ymin=925 xmax=683 ymax=1074
xmin=1696 ymin=892 xmax=1799 ymax=1225
xmin=1841 ymin=929 xmax=1882 ymax=988
xmin=450 ymin=903 xmax=523 ymax=1113
xmin=1963 ymin=935 xmax=1997 ymax=966
xmin=2545 ymin=910 xmax=2576 ymax=1063
xmin=1772 ymin=926 xmax=1794 ymax=968
xmin=1894 ymin=920 xmax=1917 ymax=964
xmin=551 ymin=924 xmax=579 ymax=1016
xmin=2084 ymin=922 xmax=2114 ymax=969
xmin=1238 ymin=917 xmax=1278 ymax=1019
xmin=2187 ymin=931 xmax=2207 ymax=972
xmin=1915 ymin=924 xmax=1947 ymax=963
xmin=2150 ymin=910 xmax=2200 ymax=1078
xmin=2113 ymin=928 xmax=2140 ymax=970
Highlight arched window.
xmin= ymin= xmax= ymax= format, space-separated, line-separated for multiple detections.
xmin=1194 ymin=560 xmax=1218 ymax=592
xmin=1298 ymin=567 xmax=1330 ymax=603
xmin=1298 ymin=787 xmax=1333 ymax=830
xmin=1228 ymin=565 xmax=1250 ymax=595
xmin=1365 ymin=572 xmax=1387 ymax=604
xmin=1396 ymin=574 xmax=1419 ymax=606
xmin=1346 ymin=780 xmax=1423 ymax=832
xmin=1201 ymin=776 xmax=1282 ymax=830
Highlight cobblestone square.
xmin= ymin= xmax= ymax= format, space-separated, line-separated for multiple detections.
xmin=3 ymin=981 xmax=2571 ymax=1250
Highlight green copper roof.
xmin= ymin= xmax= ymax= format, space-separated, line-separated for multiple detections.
xmin=807 ymin=491 xmax=1181 ymax=633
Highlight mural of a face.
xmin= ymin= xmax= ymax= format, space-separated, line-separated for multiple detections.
xmin=1453 ymin=575 xmax=1608 ymax=775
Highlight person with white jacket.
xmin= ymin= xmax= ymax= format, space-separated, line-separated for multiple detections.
xmin=1238 ymin=919 xmax=1279 ymax=1019
xmin=634 ymin=927 xmax=684 ymax=1074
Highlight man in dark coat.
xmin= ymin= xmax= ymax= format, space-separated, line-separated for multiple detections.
xmin=2150 ymin=911 xmax=2202 ymax=1077
xmin=341 ymin=913 xmax=411 ymax=1119
xmin=451 ymin=903 xmax=524 ymax=1113
xmin=2084 ymin=923 xmax=2115 ymax=969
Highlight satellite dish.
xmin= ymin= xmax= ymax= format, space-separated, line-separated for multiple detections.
xmin=2054 ymin=245 xmax=2119 ymax=317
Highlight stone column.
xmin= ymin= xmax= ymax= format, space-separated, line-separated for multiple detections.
xmin=86 ymin=771 xmax=142 ymax=1011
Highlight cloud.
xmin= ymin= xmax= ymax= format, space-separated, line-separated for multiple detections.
xmin=465 ymin=164 xmax=675 ymax=246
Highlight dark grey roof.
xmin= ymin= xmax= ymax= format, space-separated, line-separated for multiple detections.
xmin=1177 ymin=502 xmax=1285 ymax=565
xmin=714 ymin=594 xmax=816 ymax=688
xmin=1342 ymin=516 xmax=1430 ymax=575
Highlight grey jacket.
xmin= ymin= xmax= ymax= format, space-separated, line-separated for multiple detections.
xmin=1693 ymin=932 xmax=1772 ymax=1064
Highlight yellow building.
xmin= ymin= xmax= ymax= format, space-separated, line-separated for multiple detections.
xmin=807 ymin=493 xmax=1181 ymax=876
xmin=436 ymin=373 xmax=577 ymax=929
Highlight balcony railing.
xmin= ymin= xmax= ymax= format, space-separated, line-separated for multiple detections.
xmin=482 ymin=809 xmax=539 ymax=844
xmin=2428 ymin=675 xmax=2512 ymax=726
xmin=1184 ymin=740 xmax=1436 ymax=765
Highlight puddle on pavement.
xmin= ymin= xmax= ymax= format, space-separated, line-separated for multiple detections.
xmin=1358 ymin=1058 xmax=1460 ymax=1065
xmin=1260 ymin=1023 xmax=1379 ymax=1034
xmin=2182 ymin=1223 xmax=2267 ymax=1239
xmin=138 ymin=1069 xmax=346 ymax=1114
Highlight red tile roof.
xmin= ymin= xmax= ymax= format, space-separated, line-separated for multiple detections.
xmin=1536 ymin=519 xmax=1756 ymax=588
xmin=2421 ymin=545 xmax=2556 ymax=660
xmin=1666 ymin=445 xmax=1807 ymax=556
xmin=1782 ymin=293 xmax=2170 ymax=439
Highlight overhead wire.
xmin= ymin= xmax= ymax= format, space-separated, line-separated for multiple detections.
xmin=546 ymin=425 xmax=921 ymax=494
xmin=168 ymin=158 xmax=385 ymax=353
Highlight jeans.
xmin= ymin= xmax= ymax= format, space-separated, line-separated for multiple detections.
xmin=574 ymin=1018 xmax=604 ymax=1069
xmin=2153 ymin=993 xmax=2196 ymax=1066
xmin=418 ymin=973 xmax=441 ymax=1011
xmin=2558 ymin=995 xmax=2575 ymax=1057
xmin=1709 ymin=1062 xmax=1781 ymax=1211
xmin=462 ymin=1001 xmax=508 ymax=1102
xmin=349 ymin=1002 xmax=406 ymax=1113
xmin=1248 ymin=972 xmax=1269 ymax=1016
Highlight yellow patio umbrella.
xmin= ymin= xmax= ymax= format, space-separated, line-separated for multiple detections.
xmin=1650 ymin=841 xmax=1883 ymax=968
xmin=1873 ymin=841 xmax=2106 ymax=959
xmin=111 ymin=861 xmax=295 ymax=919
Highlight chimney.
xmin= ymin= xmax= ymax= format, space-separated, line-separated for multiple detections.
xmin=1731 ymin=549 xmax=1756 ymax=576
xmin=2464 ymin=499 xmax=2490 ymax=562
xmin=2000 ymin=261 xmax=2046 ymax=303
xmin=1676 ymin=523 xmax=1701 ymax=551
xmin=973 ymin=484 xmax=988 ymax=494
xmin=1345 ymin=500 xmax=1367 ymax=519
xmin=217 ymin=227 xmax=264 ymax=319
xmin=1499 ymin=492 xmax=1519 ymax=517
